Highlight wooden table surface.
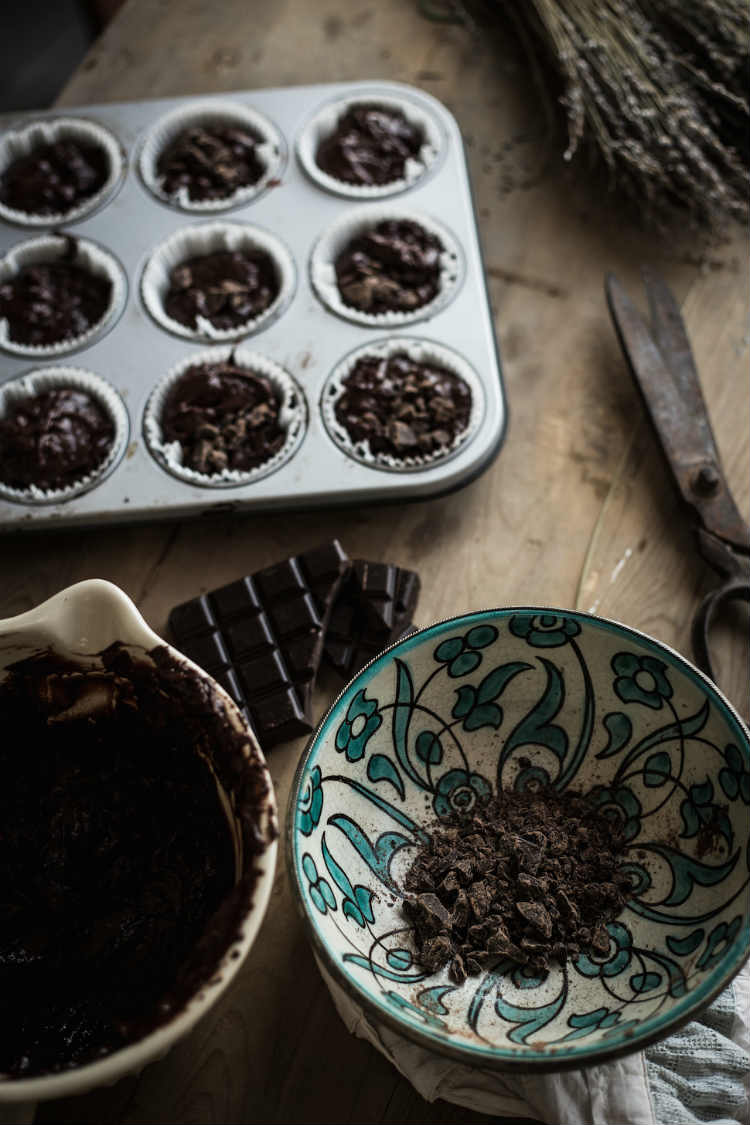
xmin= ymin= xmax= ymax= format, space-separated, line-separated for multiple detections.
xmin=2 ymin=2 xmax=747 ymax=1122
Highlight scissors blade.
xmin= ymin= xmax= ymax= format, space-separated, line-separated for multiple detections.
xmin=642 ymin=268 xmax=720 ymax=460
xmin=605 ymin=273 xmax=748 ymax=553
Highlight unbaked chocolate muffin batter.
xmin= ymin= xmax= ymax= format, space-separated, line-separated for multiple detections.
xmin=0 ymin=237 xmax=112 ymax=346
xmin=156 ymin=124 xmax=264 ymax=202
xmin=316 ymin=103 xmax=423 ymax=185
xmin=0 ymin=644 xmax=271 ymax=1078
xmin=0 ymin=387 xmax=115 ymax=491
xmin=334 ymin=219 xmax=442 ymax=313
xmin=334 ymin=352 xmax=471 ymax=458
xmin=0 ymin=140 xmax=109 ymax=216
xmin=164 ymin=249 xmax=279 ymax=331
xmin=160 ymin=359 xmax=286 ymax=475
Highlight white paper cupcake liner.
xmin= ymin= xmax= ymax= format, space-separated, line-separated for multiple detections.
xmin=321 ymin=337 xmax=484 ymax=473
xmin=139 ymin=101 xmax=284 ymax=213
xmin=0 ymin=366 xmax=129 ymax=505
xmin=143 ymin=345 xmax=307 ymax=488
xmin=140 ymin=221 xmax=295 ymax=343
xmin=0 ymin=233 xmax=127 ymax=358
xmin=296 ymin=89 xmax=444 ymax=199
xmin=310 ymin=206 xmax=463 ymax=327
xmin=0 ymin=116 xmax=126 ymax=227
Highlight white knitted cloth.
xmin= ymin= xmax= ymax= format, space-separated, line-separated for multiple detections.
xmin=320 ymin=960 xmax=750 ymax=1125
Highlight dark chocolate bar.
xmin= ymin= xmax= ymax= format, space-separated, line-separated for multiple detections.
xmin=324 ymin=560 xmax=420 ymax=677
xmin=168 ymin=540 xmax=350 ymax=748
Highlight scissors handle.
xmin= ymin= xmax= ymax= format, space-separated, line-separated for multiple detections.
xmin=691 ymin=528 xmax=750 ymax=692
xmin=692 ymin=579 xmax=750 ymax=684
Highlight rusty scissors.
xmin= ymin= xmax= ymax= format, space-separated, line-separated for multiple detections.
xmin=605 ymin=269 xmax=749 ymax=690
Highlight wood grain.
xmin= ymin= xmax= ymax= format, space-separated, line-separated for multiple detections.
xmin=3 ymin=1 xmax=746 ymax=1121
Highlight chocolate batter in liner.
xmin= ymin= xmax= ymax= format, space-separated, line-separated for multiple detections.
xmin=141 ymin=222 xmax=295 ymax=342
xmin=321 ymin=338 xmax=483 ymax=471
xmin=296 ymin=91 xmax=443 ymax=198
xmin=0 ymin=366 xmax=129 ymax=505
xmin=0 ymin=642 xmax=276 ymax=1078
xmin=310 ymin=206 xmax=462 ymax=327
xmin=139 ymin=101 xmax=283 ymax=213
xmin=0 ymin=117 xmax=125 ymax=227
xmin=0 ymin=233 xmax=126 ymax=358
xmin=143 ymin=345 xmax=307 ymax=487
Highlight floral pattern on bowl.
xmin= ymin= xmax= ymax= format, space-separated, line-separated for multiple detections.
xmin=289 ymin=609 xmax=750 ymax=1069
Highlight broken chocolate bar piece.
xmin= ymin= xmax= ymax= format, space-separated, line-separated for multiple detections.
xmin=168 ymin=540 xmax=350 ymax=748
xmin=324 ymin=559 xmax=420 ymax=677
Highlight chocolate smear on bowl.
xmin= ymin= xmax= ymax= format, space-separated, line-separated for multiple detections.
xmin=334 ymin=219 xmax=442 ymax=314
xmin=0 ymin=140 xmax=109 ymax=216
xmin=316 ymin=103 xmax=423 ymax=186
xmin=164 ymin=248 xmax=279 ymax=332
xmin=156 ymin=124 xmax=265 ymax=203
xmin=0 ymin=386 xmax=115 ymax=492
xmin=334 ymin=352 xmax=471 ymax=459
xmin=403 ymin=785 xmax=633 ymax=983
xmin=160 ymin=358 xmax=286 ymax=476
xmin=0 ymin=643 xmax=273 ymax=1078
xmin=0 ymin=236 xmax=112 ymax=346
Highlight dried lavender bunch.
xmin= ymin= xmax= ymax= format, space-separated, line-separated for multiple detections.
xmin=423 ymin=0 xmax=749 ymax=228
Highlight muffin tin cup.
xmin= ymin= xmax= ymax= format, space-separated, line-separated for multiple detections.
xmin=296 ymin=89 xmax=444 ymax=199
xmin=321 ymin=337 xmax=485 ymax=472
xmin=0 ymin=366 xmax=130 ymax=505
xmin=310 ymin=205 xmax=464 ymax=328
xmin=143 ymin=345 xmax=307 ymax=489
xmin=139 ymin=101 xmax=284 ymax=213
xmin=0 ymin=232 xmax=127 ymax=358
xmin=140 ymin=221 xmax=296 ymax=343
xmin=0 ymin=116 xmax=126 ymax=228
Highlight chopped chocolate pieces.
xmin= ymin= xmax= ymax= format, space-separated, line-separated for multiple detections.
xmin=160 ymin=359 xmax=286 ymax=475
xmin=156 ymin=124 xmax=264 ymax=202
xmin=334 ymin=352 xmax=471 ymax=459
xmin=0 ymin=387 xmax=115 ymax=491
xmin=403 ymin=785 xmax=633 ymax=976
xmin=316 ymin=103 xmax=423 ymax=186
xmin=168 ymin=540 xmax=350 ymax=749
xmin=334 ymin=219 xmax=442 ymax=314
xmin=0 ymin=140 xmax=109 ymax=215
xmin=0 ymin=246 xmax=112 ymax=347
xmin=324 ymin=559 xmax=421 ymax=677
xmin=163 ymin=249 xmax=279 ymax=331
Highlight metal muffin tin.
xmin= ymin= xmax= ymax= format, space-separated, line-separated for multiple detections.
xmin=0 ymin=81 xmax=506 ymax=531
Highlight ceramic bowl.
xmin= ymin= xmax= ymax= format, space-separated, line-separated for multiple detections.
xmin=289 ymin=608 xmax=750 ymax=1071
xmin=0 ymin=580 xmax=278 ymax=1105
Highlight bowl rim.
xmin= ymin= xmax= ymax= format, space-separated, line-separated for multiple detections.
xmin=287 ymin=605 xmax=750 ymax=1072
xmin=0 ymin=580 xmax=279 ymax=1102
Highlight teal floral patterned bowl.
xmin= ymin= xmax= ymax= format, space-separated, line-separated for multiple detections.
xmin=288 ymin=609 xmax=750 ymax=1070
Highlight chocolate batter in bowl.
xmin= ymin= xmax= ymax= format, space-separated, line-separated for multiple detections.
xmin=0 ymin=580 xmax=278 ymax=1105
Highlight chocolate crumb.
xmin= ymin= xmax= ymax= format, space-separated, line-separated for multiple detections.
xmin=403 ymin=786 xmax=633 ymax=976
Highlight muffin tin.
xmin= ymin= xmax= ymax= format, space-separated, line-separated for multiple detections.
xmin=0 ymin=81 xmax=506 ymax=532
